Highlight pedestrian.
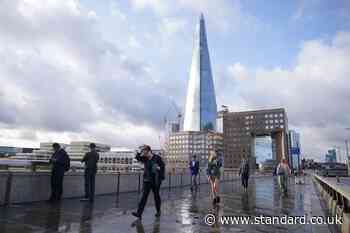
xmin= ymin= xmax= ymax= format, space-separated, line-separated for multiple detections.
xmin=49 ymin=143 xmax=70 ymax=202
xmin=276 ymin=158 xmax=291 ymax=195
xmin=239 ymin=157 xmax=250 ymax=191
xmin=80 ymin=143 xmax=99 ymax=202
xmin=207 ymin=150 xmax=222 ymax=205
xmin=189 ymin=155 xmax=200 ymax=191
xmin=132 ymin=145 xmax=165 ymax=219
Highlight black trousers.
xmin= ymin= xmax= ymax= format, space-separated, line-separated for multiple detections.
xmin=50 ymin=169 xmax=64 ymax=200
xmin=137 ymin=181 xmax=161 ymax=215
xmin=241 ymin=175 xmax=249 ymax=189
xmin=84 ymin=171 xmax=96 ymax=200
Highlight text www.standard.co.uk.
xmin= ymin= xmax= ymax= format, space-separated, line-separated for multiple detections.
xmin=204 ymin=214 xmax=343 ymax=226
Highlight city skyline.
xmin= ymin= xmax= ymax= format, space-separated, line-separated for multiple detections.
xmin=0 ymin=1 xmax=349 ymax=161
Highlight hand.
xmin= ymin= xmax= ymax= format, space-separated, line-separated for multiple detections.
xmin=156 ymin=166 xmax=160 ymax=170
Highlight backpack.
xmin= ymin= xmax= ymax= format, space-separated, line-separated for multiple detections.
xmin=64 ymin=152 xmax=71 ymax=172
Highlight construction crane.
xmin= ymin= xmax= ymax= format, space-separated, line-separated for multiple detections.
xmin=159 ymin=100 xmax=182 ymax=151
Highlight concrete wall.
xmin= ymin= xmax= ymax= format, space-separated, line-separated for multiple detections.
xmin=313 ymin=175 xmax=350 ymax=233
xmin=0 ymin=171 xmax=236 ymax=205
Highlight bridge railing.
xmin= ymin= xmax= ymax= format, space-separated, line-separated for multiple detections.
xmin=0 ymin=169 xmax=244 ymax=206
xmin=313 ymin=174 xmax=350 ymax=233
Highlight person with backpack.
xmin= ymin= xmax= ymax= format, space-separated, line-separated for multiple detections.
xmin=80 ymin=143 xmax=99 ymax=202
xmin=132 ymin=145 xmax=165 ymax=219
xmin=189 ymin=155 xmax=200 ymax=191
xmin=207 ymin=150 xmax=222 ymax=205
xmin=49 ymin=143 xmax=70 ymax=202
xmin=239 ymin=157 xmax=250 ymax=191
xmin=276 ymin=158 xmax=291 ymax=195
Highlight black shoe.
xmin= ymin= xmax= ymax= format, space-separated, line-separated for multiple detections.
xmin=132 ymin=212 xmax=142 ymax=219
xmin=212 ymin=198 xmax=216 ymax=205
xmin=216 ymin=196 xmax=220 ymax=203
xmin=155 ymin=212 xmax=161 ymax=217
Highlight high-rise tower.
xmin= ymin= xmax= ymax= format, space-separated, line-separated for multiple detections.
xmin=183 ymin=14 xmax=217 ymax=131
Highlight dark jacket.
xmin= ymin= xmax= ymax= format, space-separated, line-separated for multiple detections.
xmin=50 ymin=149 xmax=69 ymax=173
xmin=81 ymin=150 xmax=99 ymax=173
xmin=189 ymin=160 xmax=200 ymax=175
xmin=239 ymin=160 xmax=250 ymax=177
xmin=135 ymin=152 xmax=165 ymax=184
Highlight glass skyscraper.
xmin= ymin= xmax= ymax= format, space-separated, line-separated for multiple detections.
xmin=183 ymin=14 xmax=217 ymax=131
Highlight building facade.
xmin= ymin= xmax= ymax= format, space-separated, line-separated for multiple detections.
xmin=165 ymin=131 xmax=223 ymax=169
xmin=218 ymin=108 xmax=289 ymax=170
xmin=183 ymin=14 xmax=217 ymax=132
xmin=288 ymin=130 xmax=301 ymax=171
xmin=325 ymin=149 xmax=337 ymax=163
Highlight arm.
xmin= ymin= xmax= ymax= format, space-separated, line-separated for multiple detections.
xmin=135 ymin=152 xmax=147 ymax=163
xmin=81 ymin=152 xmax=88 ymax=163
xmin=158 ymin=157 xmax=165 ymax=180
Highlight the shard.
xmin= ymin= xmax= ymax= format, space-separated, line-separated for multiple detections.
xmin=183 ymin=14 xmax=217 ymax=131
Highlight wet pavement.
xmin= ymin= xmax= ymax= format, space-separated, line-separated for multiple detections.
xmin=0 ymin=176 xmax=336 ymax=233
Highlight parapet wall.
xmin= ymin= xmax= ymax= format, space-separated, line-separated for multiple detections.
xmin=0 ymin=171 xmax=238 ymax=205
xmin=313 ymin=174 xmax=350 ymax=233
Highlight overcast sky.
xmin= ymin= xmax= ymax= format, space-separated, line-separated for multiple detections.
xmin=0 ymin=0 xmax=349 ymax=161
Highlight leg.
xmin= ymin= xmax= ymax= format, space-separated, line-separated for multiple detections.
xmin=152 ymin=183 xmax=161 ymax=214
xmin=57 ymin=172 xmax=64 ymax=200
xmin=137 ymin=182 xmax=152 ymax=216
xmin=90 ymin=173 xmax=96 ymax=201
xmin=193 ymin=175 xmax=197 ymax=189
xmin=84 ymin=171 xmax=89 ymax=198
xmin=50 ymin=171 xmax=57 ymax=200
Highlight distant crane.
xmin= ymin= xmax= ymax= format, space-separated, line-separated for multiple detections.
xmin=159 ymin=100 xmax=182 ymax=150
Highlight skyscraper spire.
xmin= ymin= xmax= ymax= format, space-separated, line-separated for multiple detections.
xmin=183 ymin=14 xmax=217 ymax=131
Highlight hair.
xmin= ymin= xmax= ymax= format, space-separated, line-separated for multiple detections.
xmin=89 ymin=143 xmax=96 ymax=149
xmin=141 ymin=145 xmax=152 ymax=153
xmin=52 ymin=143 xmax=60 ymax=149
xmin=208 ymin=150 xmax=216 ymax=163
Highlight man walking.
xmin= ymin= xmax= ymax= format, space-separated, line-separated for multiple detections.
xmin=239 ymin=157 xmax=250 ymax=191
xmin=132 ymin=145 xmax=165 ymax=219
xmin=81 ymin=143 xmax=99 ymax=202
xmin=189 ymin=155 xmax=200 ymax=191
xmin=49 ymin=143 xmax=70 ymax=202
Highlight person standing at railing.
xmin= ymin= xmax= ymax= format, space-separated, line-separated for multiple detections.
xmin=239 ymin=157 xmax=250 ymax=191
xmin=276 ymin=158 xmax=291 ymax=195
xmin=189 ymin=155 xmax=200 ymax=191
xmin=132 ymin=145 xmax=165 ymax=219
xmin=48 ymin=143 xmax=70 ymax=202
xmin=80 ymin=143 xmax=99 ymax=203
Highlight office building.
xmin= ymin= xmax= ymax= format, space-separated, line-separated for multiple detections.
xmin=183 ymin=14 xmax=217 ymax=131
xmin=166 ymin=131 xmax=223 ymax=169
xmin=218 ymin=108 xmax=289 ymax=170
xmin=288 ymin=130 xmax=301 ymax=171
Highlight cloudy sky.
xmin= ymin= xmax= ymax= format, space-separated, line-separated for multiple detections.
xmin=0 ymin=0 xmax=349 ymax=161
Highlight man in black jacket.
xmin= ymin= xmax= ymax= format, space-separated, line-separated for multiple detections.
xmin=49 ymin=143 xmax=70 ymax=202
xmin=132 ymin=145 xmax=165 ymax=219
xmin=80 ymin=143 xmax=99 ymax=202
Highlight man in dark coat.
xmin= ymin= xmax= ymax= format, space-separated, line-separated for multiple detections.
xmin=80 ymin=143 xmax=99 ymax=202
xmin=189 ymin=155 xmax=200 ymax=190
xmin=239 ymin=157 xmax=250 ymax=191
xmin=49 ymin=143 xmax=70 ymax=202
xmin=132 ymin=145 xmax=165 ymax=219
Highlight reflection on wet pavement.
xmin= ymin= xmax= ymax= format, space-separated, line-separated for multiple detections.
xmin=0 ymin=176 xmax=334 ymax=233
